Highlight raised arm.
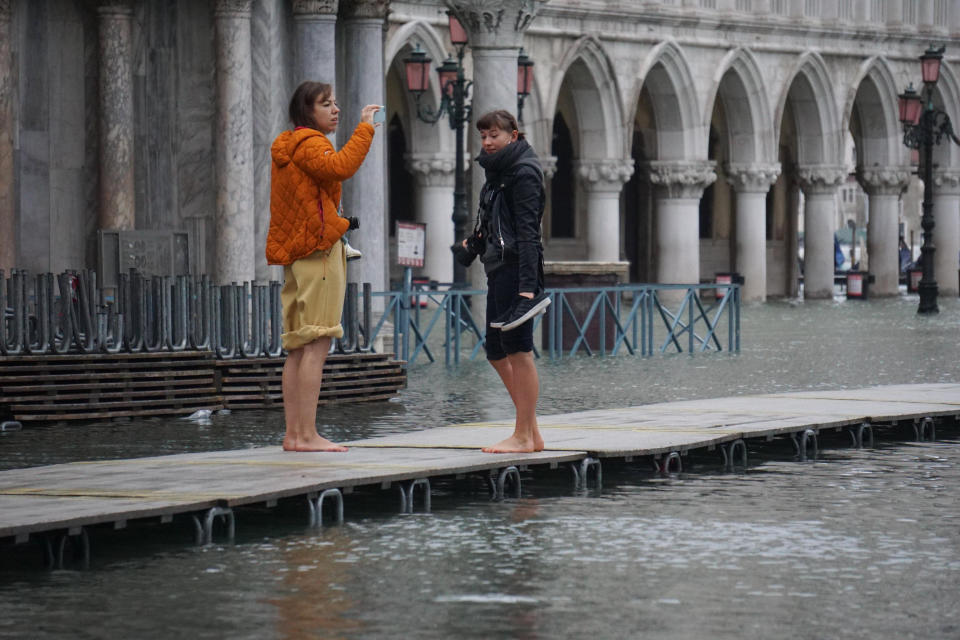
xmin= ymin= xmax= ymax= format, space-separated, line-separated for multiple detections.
xmin=292 ymin=121 xmax=375 ymax=182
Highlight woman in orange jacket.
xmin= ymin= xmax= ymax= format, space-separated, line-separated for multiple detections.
xmin=267 ymin=81 xmax=380 ymax=452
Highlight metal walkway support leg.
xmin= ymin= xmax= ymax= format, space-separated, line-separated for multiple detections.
xmin=849 ymin=422 xmax=874 ymax=449
xmin=399 ymin=478 xmax=431 ymax=514
xmin=913 ymin=417 xmax=936 ymax=442
xmin=198 ymin=506 xmax=235 ymax=545
xmin=721 ymin=439 xmax=747 ymax=470
xmin=793 ymin=429 xmax=818 ymax=461
xmin=313 ymin=488 xmax=344 ymax=526
xmin=661 ymin=451 xmax=682 ymax=474
xmin=574 ymin=457 xmax=602 ymax=489
xmin=56 ymin=527 xmax=90 ymax=570
xmin=495 ymin=466 xmax=522 ymax=500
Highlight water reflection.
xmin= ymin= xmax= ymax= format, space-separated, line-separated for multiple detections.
xmin=268 ymin=531 xmax=364 ymax=640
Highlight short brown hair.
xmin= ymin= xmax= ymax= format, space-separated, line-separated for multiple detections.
xmin=476 ymin=109 xmax=526 ymax=140
xmin=288 ymin=81 xmax=333 ymax=129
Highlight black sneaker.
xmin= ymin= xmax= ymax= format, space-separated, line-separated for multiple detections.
xmin=492 ymin=292 xmax=551 ymax=332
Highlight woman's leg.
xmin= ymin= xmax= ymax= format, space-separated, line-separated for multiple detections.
xmin=483 ymin=352 xmax=544 ymax=453
xmin=281 ymin=347 xmax=303 ymax=450
xmin=294 ymin=336 xmax=347 ymax=451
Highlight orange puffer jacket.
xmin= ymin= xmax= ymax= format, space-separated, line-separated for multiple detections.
xmin=266 ymin=122 xmax=375 ymax=265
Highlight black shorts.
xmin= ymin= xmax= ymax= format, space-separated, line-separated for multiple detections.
xmin=484 ymin=264 xmax=534 ymax=361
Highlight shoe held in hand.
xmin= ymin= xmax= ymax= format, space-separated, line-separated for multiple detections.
xmin=492 ymin=291 xmax=551 ymax=331
xmin=346 ymin=216 xmax=360 ymax=230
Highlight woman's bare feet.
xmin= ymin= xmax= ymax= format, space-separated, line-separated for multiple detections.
xmin=283 ymin=434 xmax=349 ymax=452
xmin=482 ymin=434 xmax=537 ymax=454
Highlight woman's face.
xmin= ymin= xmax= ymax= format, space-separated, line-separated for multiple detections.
xmin=479 ymin=126 xmax=518 ymax=155
xmin=311 ymin=91 xmax=339 ymax=134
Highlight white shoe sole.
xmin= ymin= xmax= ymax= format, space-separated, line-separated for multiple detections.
xmin=500 ymin=297 xmax=551 ymax=332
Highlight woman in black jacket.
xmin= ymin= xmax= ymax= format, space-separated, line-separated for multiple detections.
xmin=456 ymin=110 xmax=548 ymax=453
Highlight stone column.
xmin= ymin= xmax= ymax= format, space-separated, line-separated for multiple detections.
xmin=577 ymin=159 xmax=635 ymax=262
xmin=293 ymin=0 xmax=338 ymax=84
xmin=933 ymin=169 xmax=960 ymax=296
xmin=648 ymin=161 xmax=717 ymax=285
xmin=340 ymin=0 xmax=388 ymax=293
xmin=97 ymin=0 xmax=136 ymax=231
xmin=798 ymin=166 xmax=846 ymax=299
xmin=446 ymin=0 xmax=544 ymax=288
xmin=214 ymin=0 xmax=256 ymax=284
xmin=726 ymin=163 xmax=781 ymax=302
xmin=407 ymin=153 xmax=456 ymax=284
xmin=0 ymin=0 xmax=14 ymax=271
xmin=858 ymin=166 xmax=911 ymax=296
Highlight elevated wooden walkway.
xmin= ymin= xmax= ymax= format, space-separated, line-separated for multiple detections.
xmin=1 ymin=383 xmax=958 ymax=558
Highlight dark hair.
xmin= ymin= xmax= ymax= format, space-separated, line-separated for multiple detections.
xmin=476 ymin=109 xmax=526 ymax=140
xmin=288 ymin=81 xmax=333 ymax=129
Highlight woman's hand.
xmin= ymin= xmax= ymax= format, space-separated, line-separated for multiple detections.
xmin=361 ymin=105 xmax=382 ymax=126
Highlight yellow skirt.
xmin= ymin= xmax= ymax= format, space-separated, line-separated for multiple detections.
xmin=280 ymin=242 xmax=346 ymax=351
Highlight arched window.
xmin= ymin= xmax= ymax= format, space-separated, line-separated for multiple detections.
xmin=387 ymin=114 xmax=415 ymax=236
xmin=551 ymin=113 xmax=576 ymax=238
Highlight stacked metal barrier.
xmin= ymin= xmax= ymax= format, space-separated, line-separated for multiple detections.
xmin=0 ymin=269 xmax=373 ymax=359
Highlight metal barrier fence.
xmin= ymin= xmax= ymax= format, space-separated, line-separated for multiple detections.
xmin=0 ymin=269 xmax=370 ymax=359
xmin=1 ymin=269 xmax=739 ymax=365
xmin=370 ymin=278 xmax=740 ymax=366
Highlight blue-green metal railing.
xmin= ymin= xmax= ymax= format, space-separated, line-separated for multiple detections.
xmin=364 ymin=277 xmax=740 ymax=366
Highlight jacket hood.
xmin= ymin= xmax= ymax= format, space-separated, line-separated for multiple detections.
xmin=271 ymin=128 xmax=324 ymax=167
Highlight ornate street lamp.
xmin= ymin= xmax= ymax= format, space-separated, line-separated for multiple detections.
xmin=898 ymin=45 xmax=960 ymax=314
xmin=403 ymin=13 xmax=535 ymax=285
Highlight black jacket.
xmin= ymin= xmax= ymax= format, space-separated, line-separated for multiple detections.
xmin=475 ymin=139 xmax=545 ymax=293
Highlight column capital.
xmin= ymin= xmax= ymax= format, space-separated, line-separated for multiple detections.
xmin=647 ymin=160 xmax=716 ymax=199
xmin=96 ymin=0 xmax=134 ymax=17
xmin=406 ymin=153 xmax=456 ymax=187
xmin=857 ymin=166 xmax=912 ymax=196
xmin=293 ymin=0 xmax=339 ymax=16
xmin=577 ymin=158 xmax=635 ymax=192
xmin=540 ymin=155 xmax=557 ymax=179
xmin=933 ymin=169 xmax=960 ymax=195
xmin=445 ymin=0 xmax=545 ymax=48
xmin=797 ymin=165 xmax=847 ymax=195
xmin=725 ymin=162 xmax=781 ymax=193
xmin=214 ymin=0 xmax=253 ymax=18
xmin=340 ymin=0 xmax=389 ymax=20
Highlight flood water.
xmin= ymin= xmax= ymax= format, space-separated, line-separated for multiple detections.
xmin=1 ymin=295 xmax=959 ymax=639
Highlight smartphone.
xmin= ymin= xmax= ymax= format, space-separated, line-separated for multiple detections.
xmin=373 ymin=108 xmax=386 ymax=124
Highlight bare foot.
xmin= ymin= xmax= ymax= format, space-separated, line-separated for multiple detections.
xmin=282 ymin=435 xmax=298 ymax=451
xmin=534 ymin=433 xmax=545 ymax=452
xmin=295 ymin=434 xmax=348 ymax=452
xmin=482 ymin=435 xmax=537 ymax=454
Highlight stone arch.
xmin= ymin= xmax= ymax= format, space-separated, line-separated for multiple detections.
xmin=383 ymin=21 xmax=457 ymax=283
xmin=845 ymin=57 xmax=910 ymax=168
xmin=384 ymin=21 xmax=455 ymax=155
xmin=547 ymin=36 xmax=626 ymax=160
xmin=930 ymin=60 xmax=960 ymax=168
xmin=630 ymin=40 xmax=704 ymax=160
xmin=775 ymin=51 xmax=844 ymax=166
xmin=705 ymin=48 xmax=777 ymax=165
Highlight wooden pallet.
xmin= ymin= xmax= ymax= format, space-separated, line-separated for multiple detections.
xmin=0 ymin=352 xmax=223 ymax=424
xmin=0 ymin=351 xmax=406 ymax=424
xmin=215 ymin=352 xmax=405 ymax=409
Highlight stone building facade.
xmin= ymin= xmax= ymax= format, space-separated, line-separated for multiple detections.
xmin=2 ymin=0 xmax=960 ymax=301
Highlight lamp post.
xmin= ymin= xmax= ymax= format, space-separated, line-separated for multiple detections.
xmin=898 ymin=45 xmax=960 ymax=314
xmin=403 ymin=13 xmax=534 ymax=285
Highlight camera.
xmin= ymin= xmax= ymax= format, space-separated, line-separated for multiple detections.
xmin=451 ymin=232 xmax=484 ymax=267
